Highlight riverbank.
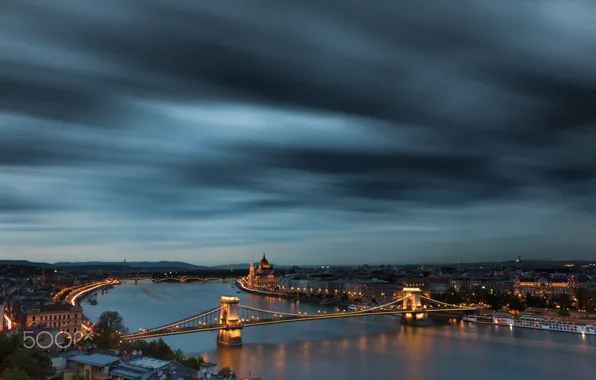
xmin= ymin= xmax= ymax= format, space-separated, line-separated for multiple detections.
xmin=235 ymin=280 xmax=353 ymax=308
xmin=79 ymin=279 xmax=596 ymax=380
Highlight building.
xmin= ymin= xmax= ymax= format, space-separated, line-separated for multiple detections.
xmin=18 ymin=302 xmax=83 ymax=336
xmin=450 ymin=277 xmax=512 ymax=296
xmin=514 ymin=274 xmax=578 ymax=298
xmin=51 ymin=350 xmax=84 ymax=376
xmin=363 ymin=282 xmax=400 ymax=302
xmin=112 ymin=356 xmax=205 ymax=380
xmin=65 ymin=353 xmax=121 ymax=380
xmin=0 ymin=296 xmax=4 ymax=331
xmin=23 ymin=325 xmax=66 ymax=353
xmin=277 ymin=274 xmax=295 ymax=291
xmin=197 ymin=362 xmax=218 ymax=380
xmin=247 ymin=254 xmax=278 ymax=289
xmin=111 ymin=356 xmax=176 ymax=380
xmin=428 ymin=278 xmax=451 ymax=295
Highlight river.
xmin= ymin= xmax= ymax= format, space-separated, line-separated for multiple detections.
xmin=83 ymin=281 xmax=596 ymax=380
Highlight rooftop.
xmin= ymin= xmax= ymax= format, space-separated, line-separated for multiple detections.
xmin=68 ymin=353 xmax=121 ymax=367
xmin=40 ymin=303 xmax=82 ymax=312
xmin=111 ymin=357 xmax=171 ymax=380
xmin=125 ymin=356 xmax=170 ymax=370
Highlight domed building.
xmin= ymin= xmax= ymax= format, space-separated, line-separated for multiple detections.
xmin=247 ymin=253 xmax=278 ymax=289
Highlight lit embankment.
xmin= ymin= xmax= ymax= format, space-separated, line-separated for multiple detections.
xmin=64 ymin=278 xmax=120 ymax=306
xmin=4 ymin=314 xmax=15 ymax=329
xmin=235 ymin=279 xmax=286 ymax=296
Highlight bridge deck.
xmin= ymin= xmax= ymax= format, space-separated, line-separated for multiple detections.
xmin=121 ymin=307 xmax=474 ymax=340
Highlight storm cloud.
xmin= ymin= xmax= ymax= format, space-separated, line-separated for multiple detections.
xmin=1 ymin=0 xmax=595 ymax=264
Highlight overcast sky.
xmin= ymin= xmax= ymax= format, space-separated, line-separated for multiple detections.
xmin=1 ymin=0 xmax=595 ymax=265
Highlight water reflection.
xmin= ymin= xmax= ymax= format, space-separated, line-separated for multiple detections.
xmin=85 ymin=282 xmax=596 ymax=380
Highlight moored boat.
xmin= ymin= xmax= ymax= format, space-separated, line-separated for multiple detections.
xmin=89 ymin=294 xmax=98 ymax=305
xmin=464 ymin=313 xmax=596 ymax=335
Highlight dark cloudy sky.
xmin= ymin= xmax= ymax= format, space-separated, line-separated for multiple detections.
xmin=1 ymin=0 xmax=595 ymax=265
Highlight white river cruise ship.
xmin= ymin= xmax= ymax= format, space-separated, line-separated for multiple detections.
xmin=463 ymin=313 xmax=596 ymax=335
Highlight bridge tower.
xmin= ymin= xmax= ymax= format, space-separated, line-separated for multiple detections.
xmin=216 ymin=296 xmax=243 ymax=346
xmin=402 ymin=287 xmax=422 ymax=310
xmin=401 ymin=287 xmax=427 ymax=325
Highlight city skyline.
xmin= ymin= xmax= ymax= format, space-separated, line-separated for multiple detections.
xmin=1 ymin=0 xmax=596 ymax=265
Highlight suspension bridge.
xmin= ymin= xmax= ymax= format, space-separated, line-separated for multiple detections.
xmin=120 ymin=287 xmax=475 ymax=346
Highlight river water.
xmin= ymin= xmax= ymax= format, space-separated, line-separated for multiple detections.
xmin=83 ymin=281 xmax=595 ymax=380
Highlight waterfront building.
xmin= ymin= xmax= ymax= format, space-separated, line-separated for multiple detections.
xmin=364 ymin=283 xmax=400 ymax=302
xmin=18 ymin=302 xmax=83 ymax=335
xmin=450 ymin=277 xmax=512 ymax=295
xmin=277 ymin=273 xmax=295 ymax=291
xmin=514 ymin=274 xmax=578 ymax=298
xmin=428 ymin=278 xmax=451 ymax=295
xmin=247 ymin=254 xmax=278 ymax=289
xmin=248 ymin=262 xmax=256 ymax=288
xmin=401 ymin=278 xmax=429 ymax=294
xmin=288 ymin=278 xmax=310 ymax=293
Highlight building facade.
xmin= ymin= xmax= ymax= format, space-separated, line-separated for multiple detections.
xmin=247 ymin=254 xmax=278 ymax=289
xmin=450 ymin=277 xmax=512 ymax=295
xmin=19 ymin=302 xmax=83 ymax=336
xmin=65 ymin=353 xmax=121 ymax=380
xmin=514 ymin=274 xmax=578 ymax=298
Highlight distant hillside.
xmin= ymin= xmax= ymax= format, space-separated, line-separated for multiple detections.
xmin=0 ymin=260 xmax=209 ymax=272
xmin=54 ymin=261 xmax=208 ymax=270
xmin=0 ymin=260 xmax=55 ymax=268
xmin=211 ymin=262 xmax=285 ymax=270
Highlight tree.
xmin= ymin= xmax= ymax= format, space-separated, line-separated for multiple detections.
xmin=487 ymin=295 xmax=503 ymax=311
xmin=0 ymin=334 xmax=23 ymax=370
xmin=4 ymin=347 xmax=55 ymax=379
xmin=576 ymin=288 xmax=586 ymax=310
xmin=180 ymin=356 xmax=204 ymax=370
xmin=94 ymin=311 xmax=126 ymax=349
xmin=0 ymin=334 xmax=54 ymax=379
xmin=119 ymin=339 xmax=175 ymax=360
xmin=1 ymin=367 xmax=34 ymax=380
xmin=508 ymin=295 xmax=526 ymax=312
xmin=558 ymin=308 xmax=571 ymax=317
xmin=173 ymin=349 xmax=185 ymax=361
xmin=552 ymin=294 xmax=572 ymax=308
xmin=218 ymin=367 xmax=237 ymax=379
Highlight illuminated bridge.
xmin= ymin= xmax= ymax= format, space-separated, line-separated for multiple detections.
xmin=115 ymin=276 xmax=238 ymax=284
xmin=120 ymin=287 xmax=475 ymax=346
